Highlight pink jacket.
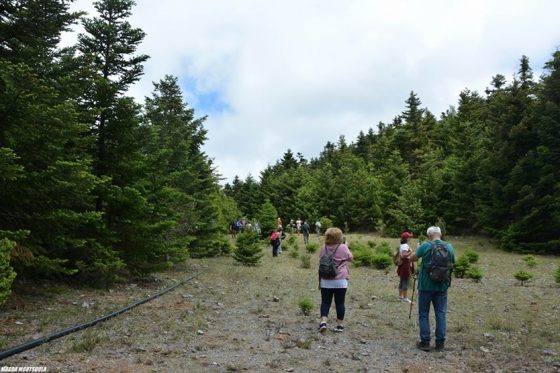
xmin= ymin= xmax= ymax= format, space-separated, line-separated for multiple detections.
xmin=319 ymin=244 xmax=353 ymax=280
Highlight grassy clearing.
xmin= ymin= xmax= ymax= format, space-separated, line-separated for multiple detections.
xmin=1 ymin=232 xmax=559 ymax=372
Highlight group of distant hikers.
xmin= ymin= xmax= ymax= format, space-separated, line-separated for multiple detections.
xmin=273 ymin=223 xmax=455 ymax=352
xmin=228 ymin=218 xmax=261 ymax=238
xmin=269 ymin=217 xmax=321 ymax=257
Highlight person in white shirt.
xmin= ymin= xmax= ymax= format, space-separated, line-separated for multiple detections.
xmin=398 ymin=232 xmax=414 ymax=303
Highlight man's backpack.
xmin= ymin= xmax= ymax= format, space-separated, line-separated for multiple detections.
xmin=393 ymin=249 xmax=403 ymax=266
xmin=427 ymin=242 xmax=453 ymax=283
xmin=318 ymin=244 xmax=340 ymax=279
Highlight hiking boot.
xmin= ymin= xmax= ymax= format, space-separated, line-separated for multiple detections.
xmin=416 ymin=340 xmax=430 ymax=352
xmin=333 ymin=325 xmax=345 ymax=333
xmin=318 ymin=322 xmax=327 ymax=333
xmin=435 ymin=341 xmax=445 ymax=351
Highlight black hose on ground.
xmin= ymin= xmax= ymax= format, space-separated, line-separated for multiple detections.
xmin=0 ymin=272 xmax=201 ymax=361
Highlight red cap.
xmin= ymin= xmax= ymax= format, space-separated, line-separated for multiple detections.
xmin=400 ymin=232 xmax=413 ymax=239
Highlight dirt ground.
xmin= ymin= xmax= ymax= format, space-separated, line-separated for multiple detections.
xmin=1 ymin=234 xmax=559 ymax=372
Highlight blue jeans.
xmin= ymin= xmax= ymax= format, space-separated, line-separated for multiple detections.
xmin=320 ymin=288 xmax=347 ymax=320
xmin=418 ymin=290 xmax=448 ymax=343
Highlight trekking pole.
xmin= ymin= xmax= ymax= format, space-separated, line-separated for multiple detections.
xmin=408 ymin=274 xmax=417 ymax=319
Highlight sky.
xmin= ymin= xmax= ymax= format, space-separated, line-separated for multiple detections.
xmin=64 ymin=0 xmax=560 ymax=184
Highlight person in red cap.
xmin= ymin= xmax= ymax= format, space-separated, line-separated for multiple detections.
xmin=397 ymin=232 xmax=414 ymax=303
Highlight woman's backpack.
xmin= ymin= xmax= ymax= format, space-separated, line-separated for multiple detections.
xmin=318 ymin=245 xmax=340 ymax=278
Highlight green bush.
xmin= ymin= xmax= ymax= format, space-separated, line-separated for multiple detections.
xmin=306 ymin=242 xmax=320 ymax=253
xmin=522 ymin=255 xmax=537 ymax=268
xmin=375 ymin=241 xmax=393 ymax=257
xmin=298 ymin=297 xmax=314 ymax=316
xmin=288 ymin=250 xmax=299 ymax=259
xmin=454 ymin=256 xmax=471 ymax=278
xmin=463 ymin=249 xmax=479 ymax=264
xmin=514 ymin=270 xmax=533 ymax=285
xmin=293 ymin=243 xmax=300 ymax=252
xmin=300 ymin=254 xmax=311 ymax=269
xmin=0 ymin=239 xmax=17 ymax=305
xmin=466 ymin=265 xmax=483 ymax=282
xmin=555 ymin=265 xmax=560 ymax=284
xmin=232 ymin=231 xmax=263 ymax=266
xmin=350 ymin=243 xmax=375 ymax=267
xmin=287 ymin=235 xmax=296 ymax=245
xmin=372 ymin=254 xmax=392 ymax=270
xmin=367 ymin=240 xmax=376 ymax=249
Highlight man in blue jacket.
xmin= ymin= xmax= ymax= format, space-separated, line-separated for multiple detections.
xmin=409 ymin=226 xmax=455 ymax=352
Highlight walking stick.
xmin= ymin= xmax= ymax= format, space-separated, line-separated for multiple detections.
xmin=408 ymin=274 xmax=417 ymax=319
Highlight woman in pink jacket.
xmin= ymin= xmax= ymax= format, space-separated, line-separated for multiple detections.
xmin=318 ymin=227 xmax=353 ymax=333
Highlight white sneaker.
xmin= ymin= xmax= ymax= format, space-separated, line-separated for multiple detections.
xmin=403 ymin=298 xmax=412 ymax=304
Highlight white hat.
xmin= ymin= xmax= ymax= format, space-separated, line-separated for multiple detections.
xmin=427 ymin=226 xmax=442 ymax=236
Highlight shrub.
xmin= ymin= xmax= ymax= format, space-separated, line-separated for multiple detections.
xmin=232 ymin=231 xmax=263 ymax=266
xmin=454 ymin=256 xmax=471 ymax=278
xmin=522 ymin=255 xmax=537 ymax=268
xmin=287 ymin=235 xmax=296 ymax=245
xmin=288 ymin=250 xmax=299 ymax=259
xmin=293 ymin=243 xmax=300 ymax=252
xmin=466 ymin=265 xmax=483 ymax=282
xmin=372 ymin=254 xmax=392 ymax=270
xmin=298 ymin=297 xmax=314 ymax=316
xmin=306 ymin=242 xmax=320 ymax=253
xmin=375 ymin=241 xmax=393 ymax=257
xmin=555 ymin=265 xmax=560 ymax=284
xmin=300 ymin=254 xmax=311 ymax=269
xmin=463 ymin=249 xmax=479 ymax=264
xmin=0 ymin=239 xmax=17 ymax=305
xmin=514 ymin=270 xmax=533 ymax=285
xmin=350 ymin=243 xmax=375 ymax=267
xmin=366 ymin=240 xmax=376 ymax=249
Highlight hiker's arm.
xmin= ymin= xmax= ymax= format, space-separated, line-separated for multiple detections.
xmin=409 ymin=253 xmax=419 ymax=262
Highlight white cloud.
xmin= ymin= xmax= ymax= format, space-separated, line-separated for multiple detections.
xmin=67 ymin=0 xmax=560 ymax=183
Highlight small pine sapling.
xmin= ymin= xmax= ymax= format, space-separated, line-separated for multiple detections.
xmin=463 ymin=248 xmax=479 ymax=264
xmin=453 ymin=256 xmax=471 ymax=278
xmin=298 ymin=297 xmax=314 ymax=316
xmin=555 ymin=265 xmax=560 ymax=285
xmin=300 ymin=254 xmax=311 ymax=269
xmin=514 ymin=270 xmax=533 ymax=286
xmin=466 ymin=265 xmax=483 ymax=282
xmin=522 ymin=255 xmax=537 ymax=268
xmin=306 ymin=242 xmax=319 ymax=253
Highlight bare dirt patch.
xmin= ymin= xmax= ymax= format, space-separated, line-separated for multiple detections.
xmin=1 ymin=234 xmax=559 ymax=372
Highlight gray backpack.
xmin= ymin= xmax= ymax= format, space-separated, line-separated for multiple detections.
xmin=427 ymin=242 xmax=453 ymax=284
xmin=318 ymin=245 xmax=340 ymax=279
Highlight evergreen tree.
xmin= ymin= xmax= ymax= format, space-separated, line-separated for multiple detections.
xmin=232 ymin=230 xmax=263 ymax=266
xmin=257 ymin=200 xmax=278 ymax=237
xmin=144 ymin=75 xmax=224 ymax=259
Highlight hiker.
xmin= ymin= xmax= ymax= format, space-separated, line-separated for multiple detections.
xmin=302 ymin=220 xmax=310 ymax=245
xmin=229 ymin=220 xmax=237 ymax=238
xmin=277 ymin=226 xmax=286 ymax=254
xmin=315 ymin=219 xmax=321 ymax=236
xmin=409 ymin=226 xmax=455 ymax=352
xmin=397 ymin=232 xmax=414 ymax=303
xmin=270 ymin=230 xmax=280 ymax=257
xmin=318 ymin=227 xmax=353 ymax=333
xmin=277 ymin=217 xmax=283 ymax=228
xmin=296 ymin=218 xmax=302 ymax=233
